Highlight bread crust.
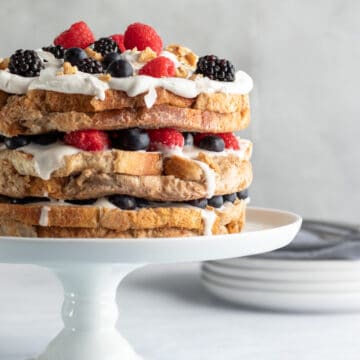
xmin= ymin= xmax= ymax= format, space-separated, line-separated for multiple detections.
xmin=0 ymin=148 xmax=163 ymax=177
xmin=0 ymin=141 xmax=252 ymax=179
xmin=0 ymin=157 xmax=252 ymax=201
xmin=0 ymin=98 xmax=250 ymax=136
xmin=0 ymin=199 xmax=246 ymax=237
xmin=25 ymin=88 xmax=249 ymax=114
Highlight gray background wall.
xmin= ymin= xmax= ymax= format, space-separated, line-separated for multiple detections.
xmin=1 ymin=0 xmax=359 ymax=222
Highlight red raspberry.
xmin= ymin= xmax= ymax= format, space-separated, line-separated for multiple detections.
xmin=148 ymin=128 xmax=184 ymax=151
xmin=194 ymin=132 xmax=240 ymax=150
xmin=54 ymin=21 xmax=95 ymax=49
xmin=64 ymin=129 xmax=110 ymax=151
xmin=139 ymin=56 xmax=175 ymax=78
xmin=124 ymin=22 xmax=163 ymax=55
xmin=110 ymin=34 xmax=126 ymax=52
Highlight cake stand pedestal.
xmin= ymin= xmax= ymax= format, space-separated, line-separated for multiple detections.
xmin=0 ymin=207 xmax=301 ymax=360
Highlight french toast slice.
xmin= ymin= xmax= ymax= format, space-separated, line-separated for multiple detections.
xmin=0 ymin=198 xmax=246 ymax=237
xmin=0 ymin=158 xmax=252 ymax=201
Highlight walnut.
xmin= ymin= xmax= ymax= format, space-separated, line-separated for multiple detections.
xmin=98 ymin=73 xmax=112 ymax=82
xmin=175 ymin=66 xmax=188 ymax=78
xmin=57 ymin=62 xmax=78 ymax=75
xmin=138 ymin=47 xmax=157 ymax=63
xmin=0 ymin=58 xmax=9 ymax=70
xmin=165 ymin=44 xmax=198 ymax=69
xmin=85 ymin=47 xmax=103 ymax=62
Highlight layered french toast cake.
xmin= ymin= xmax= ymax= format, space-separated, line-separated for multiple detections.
xmin=0 ymin=21 xmax=253 ymax=238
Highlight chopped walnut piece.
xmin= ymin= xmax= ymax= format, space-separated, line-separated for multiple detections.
xmin=165 ymin=44 xmax=198 ymax=69
xmin=85 ymin=47 xmax=103 ymax=61
xmin=98 ymin=73 xmax=112 ymax=82
xmin=57 ymin=62 xmax=78 ymax=75
xmin=175 ymin=66 xmax=188 ymax=78
xmin=0 ymin=58 xmax=9 ymax=70
xmin=138 ymin=47 xmax=157 ymax=63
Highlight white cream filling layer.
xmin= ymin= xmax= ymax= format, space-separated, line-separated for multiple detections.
xmin=1 ymin=66 xmax=253 ymax=103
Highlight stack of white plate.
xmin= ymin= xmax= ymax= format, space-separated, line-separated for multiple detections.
xmin=202 ymin=220 xmax=360 ymax=312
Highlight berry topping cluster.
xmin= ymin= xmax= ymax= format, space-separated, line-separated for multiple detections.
xmin=1 ymin=129 xmax=240 ymax=153
xmin=3 ymin=21 xmax=237 ymax=82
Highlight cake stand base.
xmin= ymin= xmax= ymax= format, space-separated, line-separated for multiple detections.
xmin=36 ymin=264 xmax=143 ymax=360
xmin=0 ymin=207 xmax=301 ymax=360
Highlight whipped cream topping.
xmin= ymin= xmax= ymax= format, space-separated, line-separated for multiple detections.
xmin=19 ymin=142 xmax=81 ymax=180
xmin=29 ymin=67 xmax=109 ymax=100
xmin=0 ymin=65 xmax=253 ymax=104
xmin=0 ymin=71 xmax=35 ymax=94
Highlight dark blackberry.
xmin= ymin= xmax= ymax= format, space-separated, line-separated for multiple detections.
xmin=93 ymin=37 xmax=119 ymax=56
xmin=196 ymin=55 xmax=235 ymax=82
xmin=8 ymin=49 xmax=43 ymax=77
xmin=42 ymin=45 xmax=65 ymax=59
xmin=77 ymin=58 xmax=103 ymax=74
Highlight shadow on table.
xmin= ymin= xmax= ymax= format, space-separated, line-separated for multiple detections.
xmin=119 ymin=263 xmax=267 ymax=313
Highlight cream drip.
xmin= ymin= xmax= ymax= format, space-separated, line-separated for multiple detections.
xmin=201 ymin=209 xmax=217 ymax=236
xmin=18 ymin=142 xmax=81 ymax=180
xmin=39 ymin=206 xmax=50 ymax=226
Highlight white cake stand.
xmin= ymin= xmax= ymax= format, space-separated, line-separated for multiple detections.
xmin=0 ymin=207 xmax=301 ymax=360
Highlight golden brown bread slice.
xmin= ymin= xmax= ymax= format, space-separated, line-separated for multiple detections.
xmin=0 ymin=96 xmax=250 ymax=136
xmin=26 ymin=88 xmax=249 ymax=114
xmin=0 ymin=198 xmax=246 ymax=237
xmin=0 ymin=158 xmax=252 ymax=201
xmin=0 ymin=141 xmax=252 ymax=179
xmin=0 ymin=148 xmax=163 ymax=177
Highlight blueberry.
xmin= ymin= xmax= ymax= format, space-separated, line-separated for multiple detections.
xmin=32 ymin=132 xmax=60 ymax=145
xmin=208 ymin=195 xmax=224 ymax=208
xmin=187 ymin=198 xmax=208 ymax=209
xmin=103 ymin=52 xmax=122 ymax=69
xmin=111 ymin=128 xmax=149 ymax=150
xmin=65 ymin=199 xmax=96 ymax=205
xmin=183 ymin=132 xmax=194 ymax=146
xmin=10 ymin=197 xmax=49 ymax=204
xmin=198 ymin=135 xmax=225 ymax=152
xmin=4 ymin=135 xmax=30 ymax=149
xmin=136 ymin=198 xmax=150 ymax=208
xmin=237 ymin=189 xmax=249 ymax=200
xmin=107 ymin=59 xmax=133 ymax=77
xmin=108 ymin=195 xmax=137 ymax=210
xmin=64 ymin=47 xmax=87 ymax=66
xmin=223 ymin=193 xmax=237 ymax=203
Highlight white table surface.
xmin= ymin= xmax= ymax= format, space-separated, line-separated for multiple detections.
xmin=0 ymin=262 xmax=360 ymax=360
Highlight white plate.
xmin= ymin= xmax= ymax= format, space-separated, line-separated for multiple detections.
xmin=202 ymin=277 xmax=360 ymax=312
xmin=202 ymin=267 xmax=360 ymax=292
xmin=203 ymin=261 xmax=360 ymax=282
xmin=212 ymin=256 xmax=360 ymax=271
